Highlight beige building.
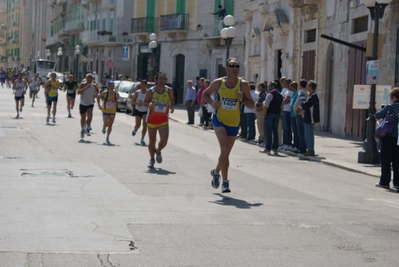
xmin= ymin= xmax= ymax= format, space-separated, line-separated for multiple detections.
xmin=0 ymin=0 xmax=6 ymax=69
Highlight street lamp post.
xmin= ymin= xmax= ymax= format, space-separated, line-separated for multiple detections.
xmin=220 ymin=15 xmax=237 ymax=63
xmin=57 ymin=47 xmax=63 ymax=73
xmin=74 ymin=45 xmax=80 ymax=81
xmin=148 ymin=33 xmax=158 ymax=82
xmin=45 ymin=49 xmax=51 ymax=60
xmin=358 ymin=0 xmax=392 ymax=164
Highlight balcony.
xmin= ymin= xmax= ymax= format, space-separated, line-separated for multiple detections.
xmin=131 ymin=17 xmax=158 ymax=41
xmin=160 ymin=13 xmax=189 ymax=38
xmin=101 ymin=0 xmax=115 ymax=9
xmin=45 ymin=34 xmax=62 ymax=48
xmin=65 ymin=20 xmax=84 ymax=33
xmin=81 ymin=30 xmax=100 ymax=45
xmin=57 ymin=0 xmax=66 ymax=5
xmin=99 ymin=32 xmax=134 ymax=46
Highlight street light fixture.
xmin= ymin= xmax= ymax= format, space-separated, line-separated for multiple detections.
xmin=220 ymin=15 xmax=236 ymax=63
xmin=36 ymin=51 xmax=40 ymax=59
xmin=358 ymin=0 xmax=392 ymax=164
xmin=74 ymin=45 xmax=80 ymax=81
xmin=45 ymin=49 xmax=51 ymax=60
xmin=148 ymin=33 xmax=157 ymax=82
xmin=57 ymin=47 xmax=63 ymax=73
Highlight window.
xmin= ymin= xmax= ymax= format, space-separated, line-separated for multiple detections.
xmin=305 ymin=29 xmax=316 ymax=43
xmin=353 ymin=16 xmax=368 ymax=34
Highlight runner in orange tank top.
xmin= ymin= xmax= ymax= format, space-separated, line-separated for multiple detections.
xmin=142 ymin=72 xmax=174 ymax=168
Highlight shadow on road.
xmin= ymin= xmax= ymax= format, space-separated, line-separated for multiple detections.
xmin=209 ymin=193 xmax=263 ymax=209
xmin=78 ymin=140 xmax=97 ymax=144
xmin=146 ymin=168 xmax=176 ymax=175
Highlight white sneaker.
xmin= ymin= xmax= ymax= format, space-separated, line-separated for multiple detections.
xmin=80 ymin=129 xmax=85 ymax=139
xmin=46 ymin=116 xmax=50 ymax=124
xmin=52 ymin=117 xmax=56 ymax=123
xmin=86 ymin=128 xmax=91 ymax=136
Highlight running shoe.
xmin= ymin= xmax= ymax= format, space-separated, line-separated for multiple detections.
xmin=221 ymin=180 xmax=231 ymax=193
xmin=132 ymin=129 xmax=137 ymax=136
xmin=80 ymin=129 xmax=85 ymax=139
xmin=15 ymin=113 xmax=19 ymax=119
xmin=31 ymin=104 xmax=33 ymax=108
xmin=140 ymin=139 xmax=146 ymax=146
xmin=68 ymin=113 xmax=72 ymax=118
xmin=210 ymin=169 xmax=221 ymax=189
xmin=102 ymin=127 xmax=106 ymax=134
xmin=106 ymin=136 xmax=110 ymax=144
xmin=89 ymin=126 xmax=92 ymax=131
xmin=52 ymin=117 xmax=56 ymax=123
xmin=155 ymin=150 xmax=162 ymax=163
xmin=86 ymin=128 xmax=91 ymax=136
xmin=46 ymin=116 xmax=50 ymax=124
xmin=148 ymin=159 xmax=155 ymax=168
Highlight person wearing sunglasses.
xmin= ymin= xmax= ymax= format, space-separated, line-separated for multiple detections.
xmin=202 ymin=58 xmax=254 ymax=193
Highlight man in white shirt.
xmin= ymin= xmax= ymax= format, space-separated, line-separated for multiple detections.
xmin=77 ymin=74 xmax=99 ymax=139
xmin=281 ymin=78 xmax=293 ymax=150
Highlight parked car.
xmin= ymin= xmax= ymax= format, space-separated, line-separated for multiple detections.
xmin=46 ymin=72 xmax=65 ymax=86
xmin=115 ymin=80 xmax=135 ymax=111
xmin=125 ymin=81 xmax=155 ymax=115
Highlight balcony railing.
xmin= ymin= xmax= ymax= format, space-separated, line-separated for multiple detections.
xmin=131 ymin=17 xmax=158 ymax=34
xmin=81 ymin=30 xmax=100 ymax=44
xmin=101 ymin=0 xmax=115 ymax=9
xmin=65 ymin=20 xmax=84 ymax=32
xmin=99 ymin=32 xmax=133 ymax=44
xmin=160 ymin=14 xmax=189 ymax=31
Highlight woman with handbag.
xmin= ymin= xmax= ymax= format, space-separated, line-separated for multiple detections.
xmin=374 ymin=87 xmax=399 ymax=191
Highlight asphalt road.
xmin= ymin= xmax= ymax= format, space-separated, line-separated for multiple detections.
xmin=0 ymin=87 xmax=399 ymax=267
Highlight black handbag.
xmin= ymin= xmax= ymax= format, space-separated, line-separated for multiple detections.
xmin=374 ymin=106 xmax=395 ymax=139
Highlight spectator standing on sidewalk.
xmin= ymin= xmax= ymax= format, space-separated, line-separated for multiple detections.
xmin=184 ymin=80 xmax=196 ymax=125
xmin=293 ymin=79 xmax=308 ymax=153
xmin=172 ymin=77 xmax=179 ymax=105
xmin=260 ymin=81 xmax=283 ymax=155
xmin=197 ymin=78 xmax=210 ymax=127
xmin=281 ymin=78 xmax=293 ymax=150
xmin=296 ymin=80 xmax=319 ymax=156
xmin=374 ymin=87 xmax=399 ymax=191
xmin=255 ymin=82 xmax=267 ymax=146
xmin=289 ymin=81 xmax=299 ymax=152
xmin=243 ymin=83 xmax=258 ymax=142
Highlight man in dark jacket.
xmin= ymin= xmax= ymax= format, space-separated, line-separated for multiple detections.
xmin=296 ymin=80 xmax=319 ymax=156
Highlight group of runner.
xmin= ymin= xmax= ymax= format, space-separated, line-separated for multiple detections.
xmin=10 ymin=58 xmax=249 ymax=194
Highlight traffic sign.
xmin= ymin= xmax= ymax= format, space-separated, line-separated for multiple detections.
xmin=366 ymin=60 xmax=379 ymax=85
xmin=352 ymin=84 xmax=392 ymax=109
xmin=105 ymin=59 xmax=114 ymax=69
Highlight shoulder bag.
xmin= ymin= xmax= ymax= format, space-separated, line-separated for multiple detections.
xmin=374 ymin=106 xmax=395 ymax=139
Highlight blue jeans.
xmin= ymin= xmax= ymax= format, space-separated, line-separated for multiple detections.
xmin=291 ymin=116 xmax=298 ymax=149
xmin=304 ymin=123 xmax=314 ymax=153
xmin=264 ymin=113 xmax=280 ymax=150
xmin=281 ymin=111 xmax=292 ymax=146
xmin=295 ymin=115 xmax=306 ymax=152
xmin=246 ymin=113 xmax=256 ymax=140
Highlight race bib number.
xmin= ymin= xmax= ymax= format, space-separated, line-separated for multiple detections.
xmin=52 ymin=88 xmax=58 ymax=92
xmin=221 ymin=97 xmax=238 ymax=110
xmin=67 ymin=89 xmax=73 ymax=94
xmin=105 ymin=100 xmax=115 ymax=109
xmin=154 ymin=103 xmax=167 ymax=113
xmin=15 ymin=91 xmax=23 ymax=97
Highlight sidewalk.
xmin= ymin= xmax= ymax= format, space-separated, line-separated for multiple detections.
xmin=169 ymin=105 xmax=381 ymax=178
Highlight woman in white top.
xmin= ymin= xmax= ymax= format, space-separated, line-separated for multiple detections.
xmin=131 ymin=80 xmax=149 ymax=146
xmin=29 ymin=73 xmax=41 ymax=107
xmin=13 ymin=73 xmax=27 ymax=118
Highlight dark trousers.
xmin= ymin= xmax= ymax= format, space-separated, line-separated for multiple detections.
xmin=239 ymin=104 xmax=247 ymax=137
xmin=185 ymin=100 xmax=195 ymax=124
xmin=246 ymin=112 xmax=256 ymax=140
xmin=379 ymin=136 xmax=399 ymax=186
xmin=281 ymin=111 xmax=292 ymax=146
xmin=291 ymin=116 xmax=298 ymax=149
xmin=295 ymin=115 xmax=306 ymax=152
xmin=264 ymin=113 xmax=280 ymax=150
xmin=202 ymin=106 xmax=211 ymax=126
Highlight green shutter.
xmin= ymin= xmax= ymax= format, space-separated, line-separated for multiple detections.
xmin=225 ymin=0 xmax=234 ymax=16
xmin=110 ymin=18 xmax=113 ymax=32
xmin=176 ymin=0 xmax=185 ymax=14
xmin=146 ymin=0 xmax=155 ymax=32
xmin=103 ymin=18 xmax=105 ymax=30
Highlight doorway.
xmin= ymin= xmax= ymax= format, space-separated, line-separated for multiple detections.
xmin=175 ymin=54 xmax=185 ymax=104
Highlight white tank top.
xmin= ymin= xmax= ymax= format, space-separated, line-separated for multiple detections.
xmin=30 ymin=78 xmax=40 ymax=90
xmin=15 ymin=80 xmax=25 ymax=97
xmin=80 ymin=84 xmax=95 ymax=106
xmin=136 ymin=90 xmax=147 ymax=112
